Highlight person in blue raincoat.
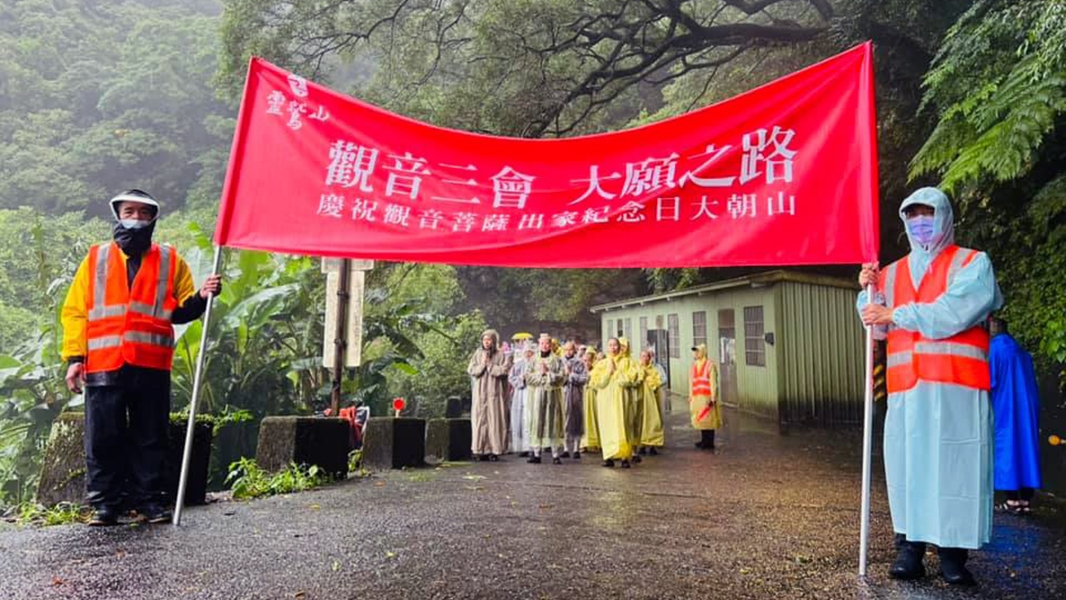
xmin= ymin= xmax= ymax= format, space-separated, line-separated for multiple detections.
xmin=989 ymin=316 xmax=1042 ymax=514
xmin=858 ymin=187 xmax=1002 ymax=587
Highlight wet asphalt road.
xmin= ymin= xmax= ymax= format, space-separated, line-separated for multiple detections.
xmin=2 ymin=407 xmax=1065 ymax=600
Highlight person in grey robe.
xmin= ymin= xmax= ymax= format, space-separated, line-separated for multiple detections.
xmin=561 ymin=341 xmax=588 ymax=460
xmin=467 ymin=329 xmax=512 ymax=461
xmin=525 ymin=333 xmax=566 ymax=464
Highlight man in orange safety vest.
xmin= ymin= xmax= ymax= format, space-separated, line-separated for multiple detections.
xmin=61 ymin=190 xmax=221 ymax=526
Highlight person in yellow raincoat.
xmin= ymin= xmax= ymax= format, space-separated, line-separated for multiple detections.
xmin=690 ymin=343 xmax=722 ymax=451
xmin=581 ymin=346 xmax=600 ymax=453
xmin=590 ymin=337 xmax=639 ymax=468
xmin=617 ymin=337 xmax=644 ymax=463
xmin=637 ymin=348 xmax=665 ymax=455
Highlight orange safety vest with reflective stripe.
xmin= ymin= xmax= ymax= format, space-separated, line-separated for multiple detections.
xmin=691 ymin=359 xmax=712 ymax=397
xmin=879 ymin=245 xmax=990 ymax=394
xmin=85 ymin=242 xmax=178 ymax=373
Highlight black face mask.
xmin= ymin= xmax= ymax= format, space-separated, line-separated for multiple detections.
xmin=112 ymin=220 xmax=156 ymax=256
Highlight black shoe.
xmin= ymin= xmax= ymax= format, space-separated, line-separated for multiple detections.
xmin=560 ymin=451 xmax=570 ymax=458
xmin=88 ymin=507 xmax=119 ymax=527
xmin=603 ymin=459 xmax=615 ymax=468
xmin=552 ymin=457 xmax=562 ymax=465
xmin=887 ymin=536 xmax=926 ymax=580
xmin=938 ymin=547 xmax=976 ymax=586
xmin=527 ymin=456 xmax=541 ymax=464
xmin=638 ymin=447 xmax=647 ymax=455
xmin=632 ymin=455 xmax=642 ymax=464
xmin=519 ymin=451 xmax=530 ymax=458
xmin=648 ymin=447 xmax=659 ymax=455
xmin=573 ymin=452 xmax=581 ymax=460
xmin=621 ymin=460 xmax=631 ymax=469
xmin=488 ymin=454 xmax=499 ymax=462
xmin=138 ymin=504 xmax=172 ymax=524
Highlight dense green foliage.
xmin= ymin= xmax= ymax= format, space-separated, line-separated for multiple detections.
xmin=225 ymin=457 xmax=330 ymax=500
xmin=0 ymin=0 xmax=233 ymax=216
xmin=909 ymin=0 xmax=1066 ymax=372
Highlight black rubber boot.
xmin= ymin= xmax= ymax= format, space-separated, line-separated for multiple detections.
xmin=695 ymin=430 xmax=710 ymax=449
xmin=88 ymin=507 xmax=119 ymax=527
xmin=888 ymin=534 xmax=926 ymax=580
xmin=707 ymin=430 xmax=716 ymax=451
xmin=602 ymin=459 xmax=615 ymax=468
xmin=938 ymin=547 xmax=976 ymax=586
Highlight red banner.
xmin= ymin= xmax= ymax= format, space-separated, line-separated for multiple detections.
xmin=215 ymin=43 xmax=879 ymax=268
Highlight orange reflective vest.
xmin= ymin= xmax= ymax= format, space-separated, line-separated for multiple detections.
xmin=85 ymin=242 xmax=178 ymax=373
xmin=879 ymin=245 xmax=990 ymax=394
xmin=691 ymin=359 xmax=712 ymax=397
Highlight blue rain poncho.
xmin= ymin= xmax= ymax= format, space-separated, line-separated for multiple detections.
xmin=991 ymin=333 xmax=1043 ymax=491
xmin=858 ymin=187 xmax=1003 ymax=549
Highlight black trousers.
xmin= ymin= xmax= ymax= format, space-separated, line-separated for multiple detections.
xmin=84 ymin=373 xmax=170 ymax=510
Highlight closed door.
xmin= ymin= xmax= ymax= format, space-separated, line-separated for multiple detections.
xmin=717 ymin=309 xmax=739 ymax=404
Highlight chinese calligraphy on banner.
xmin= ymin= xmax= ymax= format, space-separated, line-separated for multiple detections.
xmin=215 ymin=43 xmax=879 ymax=268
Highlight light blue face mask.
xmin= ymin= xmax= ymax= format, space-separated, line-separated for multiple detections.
xmin=906 ymin=215 xmax=937 ymax=246
xmin=118 ymin=219 xmax=152 ymax=230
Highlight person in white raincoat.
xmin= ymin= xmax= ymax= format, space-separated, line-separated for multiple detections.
xmin=858 ymin=187 xmax=1002 ymax=586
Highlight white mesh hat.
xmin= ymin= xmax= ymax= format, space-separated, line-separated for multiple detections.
xmin=109 ymin=189 xmax=160 ymax=221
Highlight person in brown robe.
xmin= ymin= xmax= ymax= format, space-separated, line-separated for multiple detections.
xmin=467 ymin=329 xmax=513 ymax=461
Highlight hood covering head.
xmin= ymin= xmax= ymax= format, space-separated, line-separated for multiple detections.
xmin=109 ymin=189 xmax=160 ymax=256
xmin=480 ymin=329 xmax=500 ymax=351
xmin=692 ymin=343 xmax=708 ymax=360
xmin=618 ymin=337 xmax=631 ymax=357
xmin=900 ymin=187 xmax=954 ymax=256
xmin=584 ymin=345 xmax=598 ymax=358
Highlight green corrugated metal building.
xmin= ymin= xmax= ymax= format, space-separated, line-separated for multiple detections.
xmin=589 ymin=270 xmax=864 ymax=428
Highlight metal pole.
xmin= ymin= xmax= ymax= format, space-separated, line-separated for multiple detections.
xmin=858 ymin=283 xmax=875 ymax=576
xmin=330 ymin=258 xmax=351 ymax=416
xmin=173 ymin=245 xmax=224 ymax=527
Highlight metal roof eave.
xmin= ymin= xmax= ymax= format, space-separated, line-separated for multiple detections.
xmin=588 ymin=269 xmax=859 ymax=313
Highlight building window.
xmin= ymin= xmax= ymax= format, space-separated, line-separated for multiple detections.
xmin=692 ymin=311 xmax=707 ymax=348
xmin=639 ymin=316 xmax=648 ymax=350
xmin=624 ymin=318 xmax=632 ymax=345
xmin=605 ymin=319 xmax=613 ymax=345
xmin=744 ymin=306 xmax=766 ymax=367
xmin=668 ymin=314 xmax=680 ymax=358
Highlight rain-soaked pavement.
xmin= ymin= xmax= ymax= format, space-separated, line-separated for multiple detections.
xmin=2 ymin=407 xmax=1065 ymax=600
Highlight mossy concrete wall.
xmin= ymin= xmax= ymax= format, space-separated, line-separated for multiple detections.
xmin=255 ymin=416 xmax=350 ymax=479
xmin=35 ymin=413 xmax=213 ymax=507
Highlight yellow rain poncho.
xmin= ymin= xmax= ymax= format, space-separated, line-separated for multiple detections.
xmin=690 ymin=343 xmax=722 ymax=431
xmin=590 ymin=340 xmax=639 ymax=461
xmin=581 ymin=347 xmax=600 ymax=451
xmin=619 ymin=338 xmax=643 ymax=449
xmin=638 ymin=359 xmax=665 ymax=447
